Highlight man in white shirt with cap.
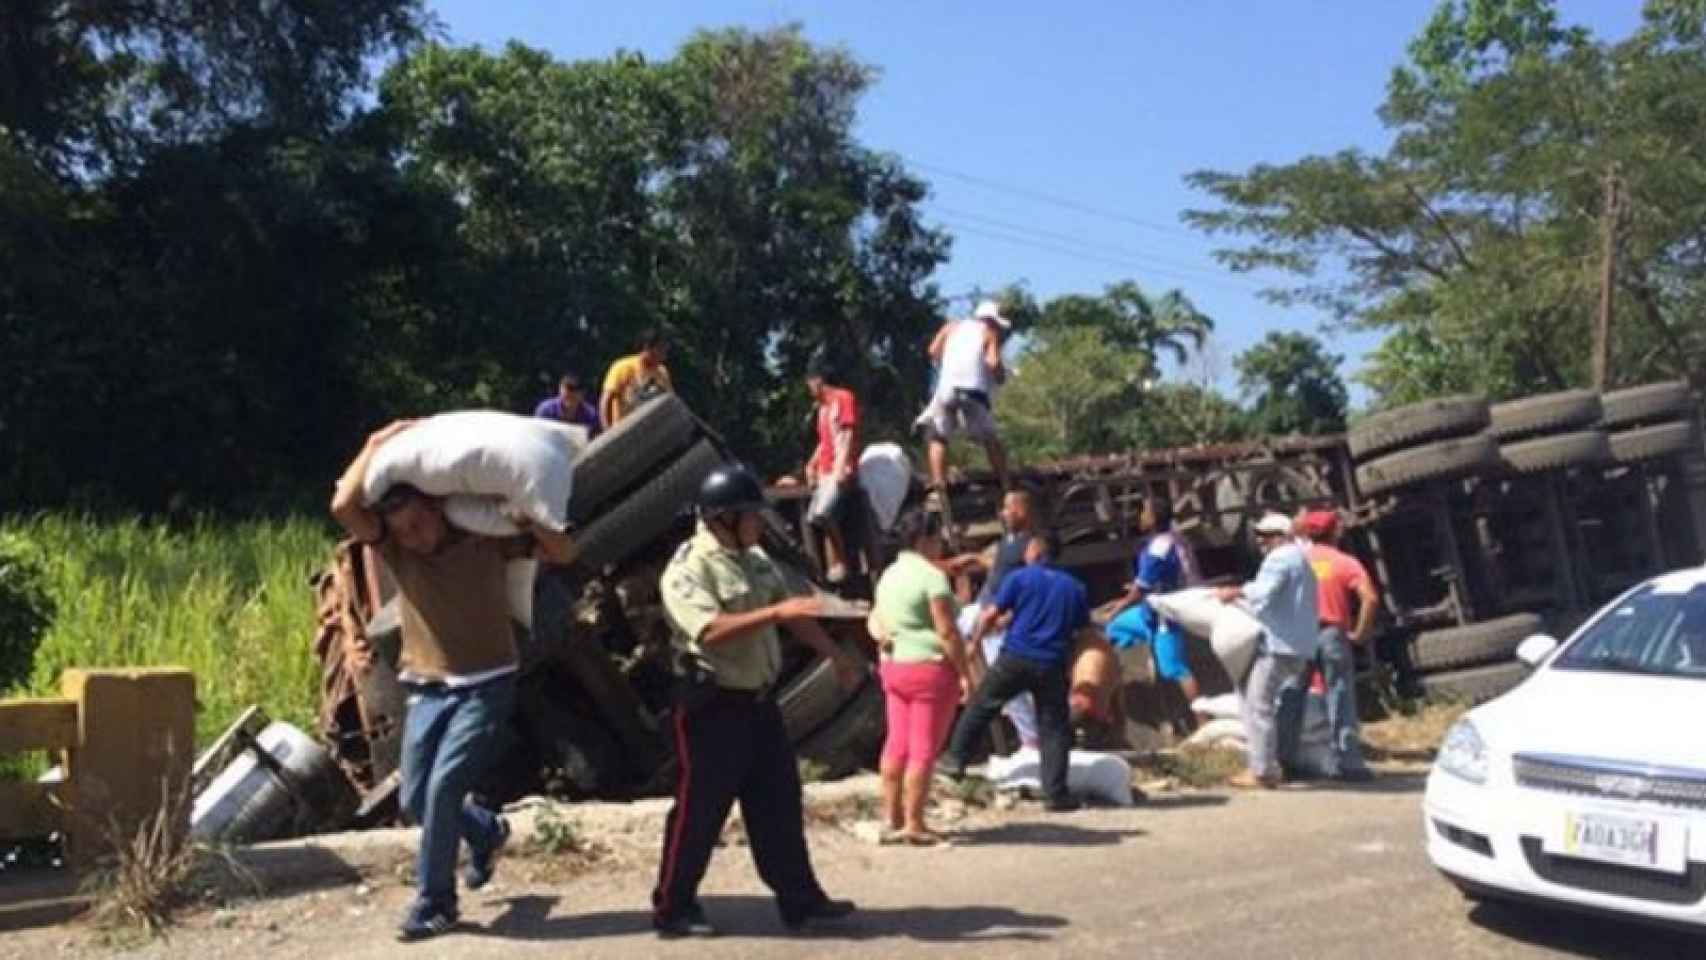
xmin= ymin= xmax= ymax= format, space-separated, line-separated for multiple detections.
xmin=917 ymin=300 xmax=1013 ymax=494
xmin=1215 ymin=512 xmax=1320 ymax=789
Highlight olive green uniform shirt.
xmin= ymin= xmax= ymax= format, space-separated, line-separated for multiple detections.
xmin=660 ymin=522 xmax=792 ymax=691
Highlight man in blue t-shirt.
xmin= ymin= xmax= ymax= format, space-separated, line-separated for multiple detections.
xmin=938 ymin=531 xmax=1089 ymax=812
xmin=1106 ymin=501 xmax=1201 ymax=724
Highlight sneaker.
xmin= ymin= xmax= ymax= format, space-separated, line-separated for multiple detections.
xmin=654 ymin=904 xmax=718 ymax=939
xmin=463 ymin=814 xmax=509 ymax=891
xmin=1042 ymin=796 xmax=1082 ymax=813
xmin=396 ymin=901 xmax=460 ymax=943
xmin=781 ymin=897 xmax=857 ymax=932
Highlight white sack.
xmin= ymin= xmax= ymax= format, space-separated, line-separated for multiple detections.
xmin=986 ymin=747 xmax=1135 ymax=807
xmin=443 ymin=494 xmax=523 ymax=537
xmin=1147 ymin=587 xmax=1263 ymax=687
xmin=505 ymin=559 xmax=537 ymax=628
xmin=1208 ymin=611 xmax=1262 ymax=688
xmin=1145 ymin=587 xmax=1223 ymax=638
xmin=857 ymin=444 xmax=913 ymax=532
xmin=1190 ymin=693 xmax=1242 ymax=721
xmin=364 ymin=412 xmax=585 ymax=532
xmin=1182 ymin=718 xmax=1247 ymax=750
xmin=1177 ymin=693 xmax=1336 ymax=777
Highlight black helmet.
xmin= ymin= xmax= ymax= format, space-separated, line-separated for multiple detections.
xmin=698 ymin=463 xmax=768 ymax=518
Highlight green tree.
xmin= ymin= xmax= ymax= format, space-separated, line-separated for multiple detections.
xmin=1234 ymin=332 xmax=1349 ymax=436
xmin=996 ymin=326 xmax=1149 ymax=462
xmin=1186 ymin=0 xmax=1706 ymax=405
xmin=379 ymin=30 xmax=949 ymax=474
xmin=1034 ymin=280 xmax=1214 ymax=373
xmin=0 ymin=0 xmax=437 ymax=511
xmin=1136 ymin=383 xmax=1250 ymax=449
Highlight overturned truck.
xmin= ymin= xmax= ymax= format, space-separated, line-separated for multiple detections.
xmin=314 ymin=397 xmax=886 ymax=823
xmin=313 ymin=381 xmax=1706 ymax=820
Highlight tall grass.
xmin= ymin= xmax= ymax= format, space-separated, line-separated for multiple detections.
xmin=3 ymin=515 xmax=333 ymax=748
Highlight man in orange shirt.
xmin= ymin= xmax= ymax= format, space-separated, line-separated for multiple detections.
xmin=803 ymin=363 xmax=861 ymax=584
xmin=1284 ymin=509 xmax=1378 ymax=781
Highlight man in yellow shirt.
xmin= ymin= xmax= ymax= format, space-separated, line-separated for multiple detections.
xmin=601 ymin=328 xmax=674 ymax=426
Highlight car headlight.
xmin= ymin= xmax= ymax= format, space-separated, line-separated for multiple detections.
xmin=1437 ymin=718 xmax=1488 ymax=785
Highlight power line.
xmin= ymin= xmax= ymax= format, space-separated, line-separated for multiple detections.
xmin=933 ymin=219 xmax=1265 ymax=295
xmin=929 ymin=204 xmax=1245 ymax=283
xmin=908 ymin=158 xmax=1198 ymax=238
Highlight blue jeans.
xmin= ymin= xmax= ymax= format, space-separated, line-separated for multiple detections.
xmin=400 ymin=673 xmax=517 ymax=911
xmin=1276 ymin=627 xmax=1368 ymax=777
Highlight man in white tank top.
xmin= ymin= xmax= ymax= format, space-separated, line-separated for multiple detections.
xmin=915 ymin=300 xmax=1012 ymax=493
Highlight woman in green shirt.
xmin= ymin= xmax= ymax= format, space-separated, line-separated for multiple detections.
xmin=869 ymin=508 xmax=973 ymax=843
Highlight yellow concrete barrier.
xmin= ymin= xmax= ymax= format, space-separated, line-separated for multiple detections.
xmin=0 ymin=668 xmax=195 ymax=865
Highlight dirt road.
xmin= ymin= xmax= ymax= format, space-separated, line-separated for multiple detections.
xmin=10 ymin=772 xmax=1702 ymax=959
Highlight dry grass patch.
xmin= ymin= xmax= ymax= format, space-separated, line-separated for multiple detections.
xmin=1362 ymin=698 xmax=1469 ymax=762
xmin=80 ymin=775 xmax=260 ymax=943
xmin=802 ymin=791 xmax=885 ymax=828
xmin=1138 ymin=744 xmax=1248 ymax=789
xmin=509 ymin=802 xmax=617 ymax=883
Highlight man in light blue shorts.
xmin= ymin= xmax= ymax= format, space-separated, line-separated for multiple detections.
xmin=1105 ymin=501 xmax=1200 ymax=729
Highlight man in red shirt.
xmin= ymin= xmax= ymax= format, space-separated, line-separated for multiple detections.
xmin=803 ymin=363 xmax=862 ymax=584
xmin=1285 ymin=509 xmax=1379 ymax=780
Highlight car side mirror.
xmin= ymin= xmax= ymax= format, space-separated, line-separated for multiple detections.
xmin=1516 ymin=633 xmax=1560 ymax=669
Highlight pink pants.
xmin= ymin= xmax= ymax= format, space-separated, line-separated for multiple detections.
xmin=879 ymin=660 xmax=960 ymax=775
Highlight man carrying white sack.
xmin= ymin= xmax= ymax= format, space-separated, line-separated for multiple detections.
xmin=331 ymin=420 xmax=575 ymax=942
xmin=1215 ymin=512 xmax=1319 ymax=790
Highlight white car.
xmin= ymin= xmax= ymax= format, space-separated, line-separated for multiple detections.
xmin=1425 ymin=566 xmax=1706 ymax=931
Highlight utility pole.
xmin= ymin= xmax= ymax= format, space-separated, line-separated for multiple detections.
xmin=1593 ymin=165 xmax=1620 ymax=390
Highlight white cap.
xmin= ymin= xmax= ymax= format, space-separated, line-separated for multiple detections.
xmin=972 ymin=299 xmax=1010 ymax=329
xmin=1253 ymin=512 xmax=1294 ymax=536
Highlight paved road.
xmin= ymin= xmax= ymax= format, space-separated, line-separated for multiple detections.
xmin=14 ymin=773 xmax=1704 ymax=959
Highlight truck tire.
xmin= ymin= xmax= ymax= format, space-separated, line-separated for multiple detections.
xmin=190 ymin=722 xmax=358 ymax=845
xmin=1417 ymin=661 xmax=1529 ymax=704
xmin=794 ymin=676 xmax=886 ymax=779
xmin=573 ymin=440 xmax=724 ymax=572
xmin=1609 ymin=421 xmax=1699 ymax=464
xmin=1348 ymin=395 xmax=1489 ymax=461
xmin=1497 ymin=430 xmax=1610 ymax=475
xmin=1601 ymin=381 xmax=1695 ymax=430
xmin=567 ymin=395 xmax=699 ymax=524
xmin=777 ymin=632 xmax=870 ymax=742
xmin=1411 ymin=613 xmax=1544 ymax=674
xmin=1489 ymin=390 xmax=1602 ymax=441
xmin=1355 ymin=434 xmax=1498 ymax=496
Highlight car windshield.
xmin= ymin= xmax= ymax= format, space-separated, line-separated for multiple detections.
xmin=1553 ymin=584 xmax=1706 ymax=679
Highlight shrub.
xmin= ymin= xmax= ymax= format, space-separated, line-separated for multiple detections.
xmin=0 ymin=532 xmax=55 ymax=693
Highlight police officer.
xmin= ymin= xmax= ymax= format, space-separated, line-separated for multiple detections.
xmin=652 ymin=463 xmax=863 ymax=938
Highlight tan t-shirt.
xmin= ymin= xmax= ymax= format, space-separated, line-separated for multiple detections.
xmin=380 ymin=533 xmax=521 ymax=683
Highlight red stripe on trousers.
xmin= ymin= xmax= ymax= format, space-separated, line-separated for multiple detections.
xmin=655 ymin=707 xmax=693 ymax=917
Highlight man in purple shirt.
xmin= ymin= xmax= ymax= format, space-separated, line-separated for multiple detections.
xmin=534 ymin=373 xmax=602 ymax=438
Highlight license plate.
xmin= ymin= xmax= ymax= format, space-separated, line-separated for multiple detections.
xmin=1547 ymin=811 xmax=1686 ymax=875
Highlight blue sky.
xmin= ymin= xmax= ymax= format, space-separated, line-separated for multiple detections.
xmin=425 ymin=1 xmax=1645 ymax=404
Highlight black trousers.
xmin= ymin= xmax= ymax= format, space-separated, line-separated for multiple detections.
xmin=943 ymin=652 xmax=1072 ymax=803
xmin=652 ymin=691 xmax=827 ymax=921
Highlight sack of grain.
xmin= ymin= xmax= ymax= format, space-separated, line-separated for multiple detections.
xmin=364 ymin=412 xmax=585 ymax=534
